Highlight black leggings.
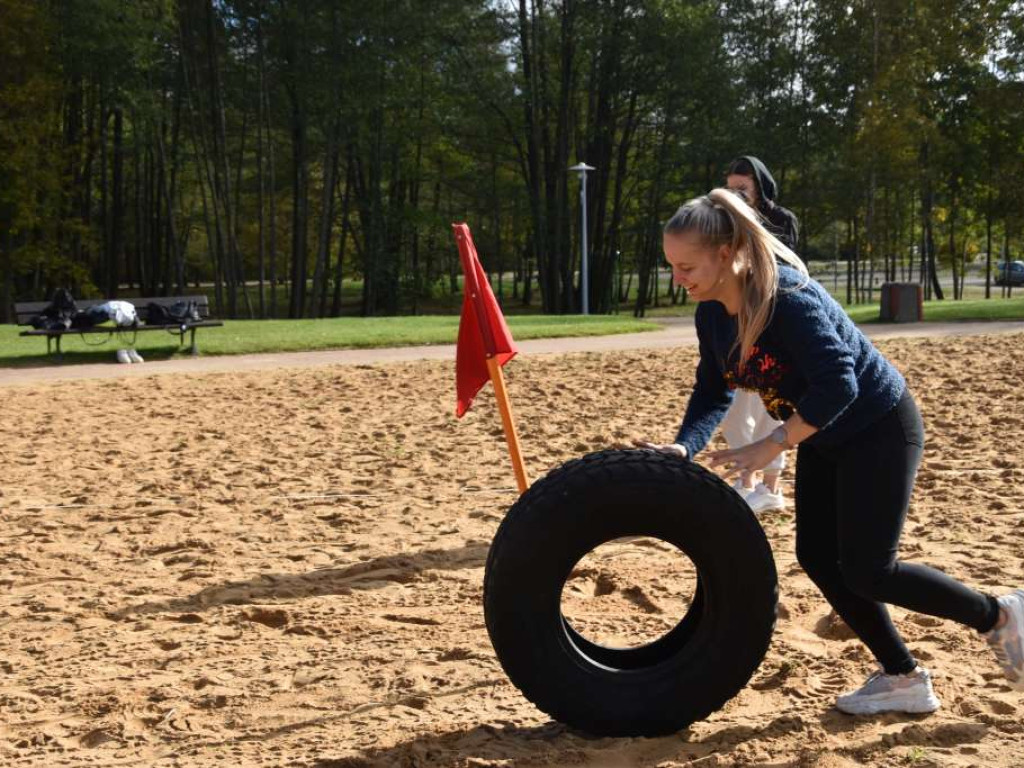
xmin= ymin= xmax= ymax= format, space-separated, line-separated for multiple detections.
xmin=794 ymin=389 xmax=1000 ymax=676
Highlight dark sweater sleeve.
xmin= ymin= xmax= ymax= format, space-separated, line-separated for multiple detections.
xmin=773 ymin=289 xmax=859 ymax=429
xmin=674 ymin=306 xmax=735 ymax=458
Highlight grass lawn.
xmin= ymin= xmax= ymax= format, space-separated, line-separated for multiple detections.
xmin=845 ymin=296 xmax=1024 ymax=324
xmin=0 ymin=314 xmax=658 ymax=367
xmin=630 ymin=295 xmax=1024 ymax=323
xmin=2 ymin=295 xmax=1020 ymax=369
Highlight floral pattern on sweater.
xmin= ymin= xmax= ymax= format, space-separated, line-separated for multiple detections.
xmin=723 ymin=344 xmax=798 ymax=421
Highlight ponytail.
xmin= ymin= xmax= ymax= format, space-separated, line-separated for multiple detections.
xmin=664 ymin=188 xmax=807 ymax=367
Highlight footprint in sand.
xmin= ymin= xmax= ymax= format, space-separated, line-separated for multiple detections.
xmin=242 ymin=607 xmax=290 ymax=629
xmin=621 ymin=585 xmax=662 ymax=614
xmin=814 ymin=610 xmax=857 ymax=640
xmin=982 ymin=696 xmax=1017 ymax=716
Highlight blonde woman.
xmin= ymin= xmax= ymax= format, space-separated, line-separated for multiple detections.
xmin=636 ymin=188 xmax=1023 ymax=715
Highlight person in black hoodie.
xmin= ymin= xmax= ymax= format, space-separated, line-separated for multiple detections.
xmin=726 ymin=155 xmax=799 ymax=251
xmin=716 ymin=156 xmax=802 ymax=513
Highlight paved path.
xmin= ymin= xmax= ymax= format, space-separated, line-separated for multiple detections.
xmin=1 ymin=319 xmax=1021 ymax=388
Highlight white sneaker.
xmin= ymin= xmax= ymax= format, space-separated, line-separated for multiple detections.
xmin=127 ymin=349 xmax=144 ymax=363
xmin=116 ymin=349 xmax=133 ymax=364
xmin=731 ymin=480 xmax=755 ymax=500
xmin=746 ymin=483 xmax=786 ymax=513
xmin=986 ymin=589 xmax=1024 ymax=691
xmin=836 ymin=666 xmax=940 ymax=715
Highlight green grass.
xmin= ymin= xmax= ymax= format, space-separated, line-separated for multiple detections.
xmin=846 ymin=296 xmax=1024 ymax=324
xmin=3 ymin=294 xmax=1021 ymax=369
xmin=0 ymin=314 xmax=658 ymax=367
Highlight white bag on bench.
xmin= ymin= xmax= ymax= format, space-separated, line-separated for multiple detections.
xmin=91 ymin=301 xmax=138 ymax=327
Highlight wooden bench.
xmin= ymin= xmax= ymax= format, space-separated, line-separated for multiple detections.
xmin=14 ymin=295 xmax=223 ymax=360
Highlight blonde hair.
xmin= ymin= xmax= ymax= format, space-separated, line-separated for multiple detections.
xmin=663 ymin=188 xmax=807 ymax=367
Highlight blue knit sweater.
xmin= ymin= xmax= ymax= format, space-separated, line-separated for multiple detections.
xmin=675 ymin=266 xmax=906 ymax=459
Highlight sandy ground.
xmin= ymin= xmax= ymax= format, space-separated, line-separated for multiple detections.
xmin=1 ymin=332 xmax=1023 ymax=767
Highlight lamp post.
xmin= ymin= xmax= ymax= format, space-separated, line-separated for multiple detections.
xmin=569 ymin=162 xmax=595 ymax=314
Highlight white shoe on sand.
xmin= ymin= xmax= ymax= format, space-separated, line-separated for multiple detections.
xmin=745 ymin=483 xmax=786 ymax=513
xmin=116 ymin=349 xmax=133 ymax=364
xmin=836 ymin=666 xmax=940 ymax=715
xmin=986 ymin=589 xmax=1024 ymax=691
xmin=731 ymin=480 xmax=755 ymax=500
xmin=127 ymin=349 xmax=144 ymax=363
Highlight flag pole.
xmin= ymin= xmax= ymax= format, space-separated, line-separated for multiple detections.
xmin=485 ymin=356 xmax=529 ymax=494
xmin=454 ymin=225 xmax=530 ymax=494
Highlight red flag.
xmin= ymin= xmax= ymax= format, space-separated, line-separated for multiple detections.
xmin=453 ymin=223 xmax=517 ymax=418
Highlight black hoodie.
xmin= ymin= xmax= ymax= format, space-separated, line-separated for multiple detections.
xmin=729 ymin=155 xmax=800 ymax=252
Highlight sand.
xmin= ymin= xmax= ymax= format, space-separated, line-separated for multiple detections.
xmin=1 ymin=333 xmax=1022 ymax=767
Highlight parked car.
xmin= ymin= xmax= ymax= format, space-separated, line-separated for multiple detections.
xmin=996 ymin=260 xmax=1024 ymax=287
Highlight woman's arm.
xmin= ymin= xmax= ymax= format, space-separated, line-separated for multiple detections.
xmin=634 ymin=304 xmax=733 ymax=460
xmin=706 ymin=411 xmax=817 ymax=479
xmin=780 ymin=411 xmax=817 ymax=446
xmin=673 ymin=305 xmax=735 ymax=459
xmin=773 ymin=287 xmax=859 ymax=430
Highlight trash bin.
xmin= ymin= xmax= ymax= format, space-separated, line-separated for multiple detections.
xmin=879 ymin=282 xmax=923 ymax=323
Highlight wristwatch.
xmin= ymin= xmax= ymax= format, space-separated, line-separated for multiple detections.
xmin=769 ymin=425 xmax=794 ymax=450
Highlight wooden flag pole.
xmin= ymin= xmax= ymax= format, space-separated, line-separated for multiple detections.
xmin=486 ymin=355 xmax=529 ymax=494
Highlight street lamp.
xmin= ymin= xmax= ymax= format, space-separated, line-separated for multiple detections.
xmin=569 ymin=162 xmax=595 ymax=315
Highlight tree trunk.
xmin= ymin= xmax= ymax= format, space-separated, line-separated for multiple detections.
xmin=409 ymin=60 xmax=427 ymax=315
xmin=111 ymin=105 xmax=124 ymax=297
xmin=330 ymin=150 xmax=354 ymax=317
xmin=907 ymin=188 xmax=915 ymax=282
xmin=553 ymin=0 xmax=575 ymax=312
xmin=196 ymin=154 xmax=222 ymax=311
xmin=1003 ymin=228 xmax=1012 ymax=299
xmin=289 ymin=107 xmax=309 ymax=318
xmin=1 ymin=232 xmax=12 ymax=322
xmin=846 ymin=219 xmax=853 ymax=305
xmin=203 ymin=0 xmax=238 ymax=316
xmin=949 ymin=178 xmax=959 ymax=300
xmin=99 ymin=99 xmax=110 ymax=294
xmin=310 ymin=128 xmax=339 ymax=317
xmin=258 ymin=12 xmax=279 ymax=318
xmin=168 ymin=64 xmax=185 ymax=293
xmin=133 ymin=112 xmax=146 ymax=294
xmin=920 ymin=142 xmax=943 ymax=300
xmin=853 ymin=215 xmax=861 ymax=304
xmin=155 ymin=114 xmax=184 ymax=296
xmin=283 ymin=3 xmax=310 ymax=318
xmin=517 ymin=0 xmax=550 ymax=312
xmin=985 ymin=187 xmax=993 ymax=300
xmin=180 ymin=8 xmax=227 ymax=309
xmin=256 ymin=12 xmax=267 ymax=317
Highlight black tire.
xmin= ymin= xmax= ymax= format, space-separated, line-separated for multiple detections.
xmin=483 ymin=449 xmax=778 ymax=737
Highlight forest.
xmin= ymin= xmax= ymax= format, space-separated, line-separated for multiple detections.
xmin=1 ymin=0 xmax=1022 ymax=321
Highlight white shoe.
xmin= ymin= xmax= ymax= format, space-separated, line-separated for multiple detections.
xmin=116 ymin=349 xmax=133 ymax=364
xmin=746 ymin=483 xmax=786 ymax=513
xmin=836 ymin=666 xmax=940 ymax=715
xmin=986 ymin=589 xmax=1024 ymax=691
xmin=731 ymin=480 xmax=755 ymax=500
xmin=127 ymin=349 xmax=144 ymax=363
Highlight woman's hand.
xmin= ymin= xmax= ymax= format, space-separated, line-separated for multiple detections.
xmin=706 ymin=438 xmax=783 ymax=479
xmin=631 ymin=440 xmax=688 ymax=460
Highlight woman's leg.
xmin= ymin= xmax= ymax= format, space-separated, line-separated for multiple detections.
xmin=795 ymin=442 xmax=917 ymax=675
xmin=720 ymin=391 xmax=758 ymax=488
xmin=834 ymin=393 xmax=1000 ymax=638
